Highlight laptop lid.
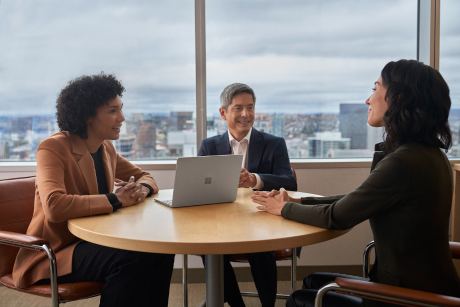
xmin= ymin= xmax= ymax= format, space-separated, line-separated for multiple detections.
xmin=170 ymin=155 xmax=243 ymax=208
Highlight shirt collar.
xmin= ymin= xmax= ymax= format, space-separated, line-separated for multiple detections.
xmin=228 ymin=128 xmax=252 ymax=145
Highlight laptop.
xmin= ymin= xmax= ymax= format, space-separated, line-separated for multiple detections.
xmin=154 ymin=155 xmax=243 ymax=208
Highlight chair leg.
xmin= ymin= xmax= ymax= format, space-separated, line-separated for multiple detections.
xmin=291 ymin=247 xmax=297 ymax=293
xmin=183 ymin=254 xmax=188 ymax=307
xmin=43 ymin=244 xmax=59 ymax=307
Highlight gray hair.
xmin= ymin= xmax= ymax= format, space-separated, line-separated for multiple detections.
xmin=220 ymin=83 xmax=256 ymax=110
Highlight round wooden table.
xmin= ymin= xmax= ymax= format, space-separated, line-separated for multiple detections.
xmin=68 ymin=188 xmax=350 ymax=306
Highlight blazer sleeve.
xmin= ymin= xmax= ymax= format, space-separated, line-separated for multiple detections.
xmin=198 ymin=139 xmax=210 ymax=156
xmin=36 ymin=140 xmax=113 ymax=223
xmin=113 ymin=152 xmax=158 ymax=194
xmin=257 ymin=138 xmax=297 ymax=191
xmin=281 ymin=154 xmax=409 ymax=230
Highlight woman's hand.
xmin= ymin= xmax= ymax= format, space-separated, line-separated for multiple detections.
xmin=251 ymin=188 xmax=290 ymax=216
xmin=114 ymin=176 xmax=149 ymax=207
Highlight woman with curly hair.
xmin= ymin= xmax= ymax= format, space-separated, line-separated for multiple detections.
xmin=12 ymin=73 xmax=175 ymax=307
xmin=252 ymin=60 xmax=460 ymax=306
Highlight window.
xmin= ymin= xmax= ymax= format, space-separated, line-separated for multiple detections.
xmin=0 ymin=0 xmax=195 ymax=161
xmin=3 ymin=1 xmax=448 ymax=162
xmin=206 ymin=0 xmax=417 ymax=158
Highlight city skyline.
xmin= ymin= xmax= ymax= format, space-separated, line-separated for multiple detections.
xmin=3 ymin=104 xmax=460 ymax=161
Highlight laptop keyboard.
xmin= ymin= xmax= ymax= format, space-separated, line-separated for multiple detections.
xmin=154 ymin=198 xmax=173 ymax=207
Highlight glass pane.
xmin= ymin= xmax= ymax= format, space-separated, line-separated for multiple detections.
xmin=206 ymin=0 xmax=417 ymax=158
xmin=440 ymin=0 xmax=460 ymax=158
xmin=0 ymin=0 xmax=195 ymax=161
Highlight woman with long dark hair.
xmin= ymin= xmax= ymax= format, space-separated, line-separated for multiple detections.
xmin=252 ymin=60 xmax=460 ymax=306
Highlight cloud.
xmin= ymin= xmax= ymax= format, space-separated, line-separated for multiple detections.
xmin=0 ymin=0 xmax=458 ymax=115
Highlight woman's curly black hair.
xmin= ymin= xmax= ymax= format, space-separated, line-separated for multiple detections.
xmin=56 ymin=72 xmax=125 ymax=139
xmin=381 ymin=59 xmax=452 ymax=152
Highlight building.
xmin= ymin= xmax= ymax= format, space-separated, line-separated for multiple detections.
xmin=308 ymin=131 xmax=350 ymax=158
xmin=269 ymin=114 xmax=285 ymax=138
xmin=339 ymin=104 xmax=368 ymax=149
xmin=170 ymin=112 xmax=193 ymax=131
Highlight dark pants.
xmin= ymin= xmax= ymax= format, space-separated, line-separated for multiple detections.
xmin=202 ymin=251 xmax=277 ymax=307
xmin=286 ymin=273 xmax=366 ymax=307
xmin=35 ymin=241 xmax=175 ymax=307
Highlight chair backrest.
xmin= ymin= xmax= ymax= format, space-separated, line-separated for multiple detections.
xmin=0 ymin=176 xmax=36 ymax=277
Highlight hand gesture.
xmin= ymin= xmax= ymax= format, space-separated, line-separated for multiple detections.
xmin=114 ymin=176 xmax=149 ymax=207
xmin=251 ymin=188 xmax=290 ymax=216
xmin=239 ymin=167 xmax=257 ymax=188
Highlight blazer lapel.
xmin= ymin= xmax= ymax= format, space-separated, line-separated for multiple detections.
xmin=68 ymin=133 xmax=99 ymax=195
xmin=248 ymin=129 xmax=264 ymax=173
xmin=216 ymin=131 xmax=232 ymax=155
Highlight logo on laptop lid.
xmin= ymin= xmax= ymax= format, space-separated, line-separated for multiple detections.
xmin=205 ymin=177 xmax=212 ymax=184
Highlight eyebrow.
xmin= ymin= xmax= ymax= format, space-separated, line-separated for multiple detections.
xmin=107 ymin=103 xmax=123 ymax=108
xmin=233 ymin=103 xmax=254 ymax=107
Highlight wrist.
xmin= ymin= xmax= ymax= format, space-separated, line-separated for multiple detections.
xmin=289 ymin=197 xmax=301 ymax=203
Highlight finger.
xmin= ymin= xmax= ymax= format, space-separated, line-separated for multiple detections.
xmin=137 ymin=192 xmax=147 ymax=202
xmin=256 ymin=205 xmax=267 ymax=211
xmin=130 ymin=185 xmax=143 ymax=197
xmin=251 ymin=198 xmax=265 ymax=205
xmin=124 ymin=178 xmax=138 ymax=190
xmin=253 ymin=191 xmax=268 ymax=197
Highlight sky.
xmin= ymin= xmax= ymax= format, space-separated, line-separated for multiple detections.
xmin=0 ymin=0 xmax=458 ymax=116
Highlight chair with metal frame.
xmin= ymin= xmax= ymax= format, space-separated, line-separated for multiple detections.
xmin=314 ymin=240 xmax=460 ymax=307
xmin=182 ymin=166 xmax=299 ymax=307
xmin=0 ymin=176 xmax=103 ymax=307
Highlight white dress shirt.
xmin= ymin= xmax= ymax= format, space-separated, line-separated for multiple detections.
xmin=228 ymin=128 xmax=264 ymax=190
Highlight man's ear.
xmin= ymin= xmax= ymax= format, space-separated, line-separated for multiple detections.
xmin=219 ymin=107 xmax=227 ymax=121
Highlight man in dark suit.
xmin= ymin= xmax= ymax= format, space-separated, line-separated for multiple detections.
xmin=198 ymin=83 xmax=297 ymax=307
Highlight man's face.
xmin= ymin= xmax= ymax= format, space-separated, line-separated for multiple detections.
xmin=219 ymin=92 xmax=255 ymax=142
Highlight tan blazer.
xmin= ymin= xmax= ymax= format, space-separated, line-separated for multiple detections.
xmin=12 ymin=131 xmax=158 ymax=288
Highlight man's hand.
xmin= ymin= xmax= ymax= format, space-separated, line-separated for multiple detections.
xmin=114 ymin=176 xmax=149 ymax=207
xmin=251 ymin=188 xmax=290 ymax=216
xmin=239 ymin=167 xmax=257 ymax=188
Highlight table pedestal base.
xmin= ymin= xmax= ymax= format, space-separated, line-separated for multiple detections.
xmin=205 ymin=254 xmax=224 ymax=306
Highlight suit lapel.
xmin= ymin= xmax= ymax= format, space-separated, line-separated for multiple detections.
xmin=68 ymin=133 xmax=99 ymax=195
xmin=248 ymin=129 xmax=264 ymax=173
xmin=216 ymin=131 xmax=232 ymax=155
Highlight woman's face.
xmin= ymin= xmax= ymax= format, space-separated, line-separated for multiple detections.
xmin=366 ymin=76 xmax=388 ymax=127
xmin=86 ymin=95 xmax=125 ymax=144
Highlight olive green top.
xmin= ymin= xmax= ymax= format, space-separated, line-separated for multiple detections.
xmin=282 ymin=143 xmax=460 ymax=304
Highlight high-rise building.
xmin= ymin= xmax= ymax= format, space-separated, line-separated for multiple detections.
xmin=339 ymin=104 xmax=368 ymax=149
xmin=269 ymin=114 xmax=284 ymax=138
xmin=134 ymin=122 xmax=157 ymax=158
